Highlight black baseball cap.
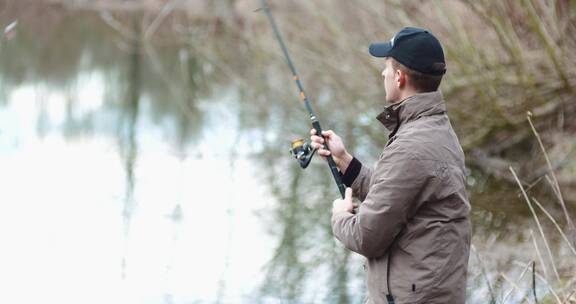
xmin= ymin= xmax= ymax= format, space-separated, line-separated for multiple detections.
xmin=369 ymin=27 xmax=446 ymax=76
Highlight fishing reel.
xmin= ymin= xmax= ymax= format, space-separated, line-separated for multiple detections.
xmin=290 ymin=138 xmax=317 ymax=169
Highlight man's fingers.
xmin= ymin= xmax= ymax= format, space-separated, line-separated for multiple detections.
xmin=318 ymin=149 xmax=331 ymax=156
xmin=322 ymin=130 xmax=334 ymax=137
xmin=309 ymin=141 xmax=331 ymax=156
xmin=312 ymin=129 xmax=336 ymax=139
xmin=345 ymin=187 xmax=352 ymax=200
xmin=310 ymin=135 xmax=324 ymax=144
xmin=311 ymin=142 xmax=329 ymax=151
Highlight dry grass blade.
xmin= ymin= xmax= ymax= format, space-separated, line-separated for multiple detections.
xmin=472 ymin=245 xmax=497 ymax=304
xmin=509 ymin=166 xmax=561 ymax=283
xmin=563 ymin=289 xmax=576 ymax=304
xmin=527 ymin=113 xmax=574 ymax=231
xmin=512 ymin=261 xmax=563 ymax=304
xmin=502 ymin=260 xmax=533 ymax=303
xmin=501 ymin=272 xmax=534 ymax=303
xmin=531 ymin=197 xmax=576 ymax=259
xmin=530 ymin=229 xmax=549 ymax=281
xmin=521 ymin=0 xmax=571 ymax=91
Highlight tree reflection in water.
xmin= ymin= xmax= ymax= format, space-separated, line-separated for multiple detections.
xmin=0 ymin=1 xmax=574 ymax=303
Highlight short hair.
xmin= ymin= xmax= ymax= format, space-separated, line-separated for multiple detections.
xmin=389 ymin=58 xmax=443 ymax=92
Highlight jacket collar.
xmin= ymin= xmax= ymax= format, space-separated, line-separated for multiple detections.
xmin=376 ymin=91 xmax=446 ymax=134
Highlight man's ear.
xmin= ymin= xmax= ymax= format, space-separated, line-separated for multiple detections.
xmin=396 ymin=69 xmax=407 ymax=89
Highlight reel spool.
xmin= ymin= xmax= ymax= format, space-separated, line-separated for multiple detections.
xmin=289 ymin=138 xmax=316 ymax=169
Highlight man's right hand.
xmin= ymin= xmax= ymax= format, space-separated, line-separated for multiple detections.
xmin=310 ymin=129 xmax=353 ymax=173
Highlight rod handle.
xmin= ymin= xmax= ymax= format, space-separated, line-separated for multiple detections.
xmin=312 ymin=121 xmax=346 ymax=198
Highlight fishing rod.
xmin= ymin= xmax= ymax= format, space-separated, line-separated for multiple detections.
xmin=258 ymin=0 xmax=346 ymax=198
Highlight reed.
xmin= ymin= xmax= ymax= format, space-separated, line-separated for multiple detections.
xmin=471 ymin=113 xmax=576 ymax=303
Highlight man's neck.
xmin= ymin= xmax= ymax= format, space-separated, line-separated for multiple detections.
xmin=390 ymin=90 xmax=419 ymax=105
xmin=399 ymin=88 xmax=419 ymax=101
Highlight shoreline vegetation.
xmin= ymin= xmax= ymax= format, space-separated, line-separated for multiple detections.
xmin=3 ymin=1 xmax=575 ymax=197
xmin=474 ymin=114 xmax=575 ymax=304
xmin=1 ymin=0 xmax=574 ymax=302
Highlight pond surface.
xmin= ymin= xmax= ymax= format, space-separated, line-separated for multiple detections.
xmin=0 ymin=4 xmax=571 ymax=304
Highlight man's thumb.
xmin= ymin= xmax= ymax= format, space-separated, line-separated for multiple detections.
xmin=345 ymin=187 xmax=352 ymax=200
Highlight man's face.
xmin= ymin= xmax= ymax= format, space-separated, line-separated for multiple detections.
xmin=382 ymin=58 xmax=400 ymax=103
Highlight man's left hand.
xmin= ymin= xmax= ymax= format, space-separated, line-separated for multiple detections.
xmin=332 ymin=187 xmax=357 ymax=214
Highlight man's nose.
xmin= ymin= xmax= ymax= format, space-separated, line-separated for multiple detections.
xmin=381 ymin=70 xmax=386 ymax=77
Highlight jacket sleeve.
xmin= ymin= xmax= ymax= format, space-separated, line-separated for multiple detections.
xmin=331 ymin=147 xmax=432 ymax=258
xmin=341 ymin=157 xmax=373 ymax=202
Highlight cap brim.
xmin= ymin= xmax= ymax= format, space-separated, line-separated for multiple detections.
xmin=369 ymin=42 xmax=392 ymax=57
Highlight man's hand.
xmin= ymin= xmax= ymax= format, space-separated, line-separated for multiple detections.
xmin=332 ymin=187 xmax=357 ymax=214
xmin=310 ymin=129 xmax=353 ymax=173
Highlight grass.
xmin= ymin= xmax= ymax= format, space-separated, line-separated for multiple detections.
xmin=471 ymin=113 xmax=576 ymax=303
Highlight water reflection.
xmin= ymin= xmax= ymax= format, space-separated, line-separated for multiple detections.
xmin=121 ymin=14 xmax=142 ymax=279
xmin=0 ymin=2 xmax=573 ymax=304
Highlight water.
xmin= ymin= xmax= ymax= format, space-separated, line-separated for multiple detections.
xmin=0 ymin=3 xmax=572 ymax=304
xmin=0 ymin=71 xmax=275 ymax=302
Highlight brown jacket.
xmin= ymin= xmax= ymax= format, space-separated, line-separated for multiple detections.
xmin=332 ymin=91 xmax=471 ymax=304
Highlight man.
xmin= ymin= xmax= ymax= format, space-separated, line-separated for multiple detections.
xmin=311 ymin=27 xmax=471 ymax=304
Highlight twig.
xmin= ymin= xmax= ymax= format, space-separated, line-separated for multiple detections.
xmin=522 ymin=176 xmax=545 ymax=197
xmin=99 ymin=11 xmax=134 ymax=40
xmin=144 ymin=0 xmax=182 ymax=40
xmin=533 ymin=261 xmax=538 ymax=304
